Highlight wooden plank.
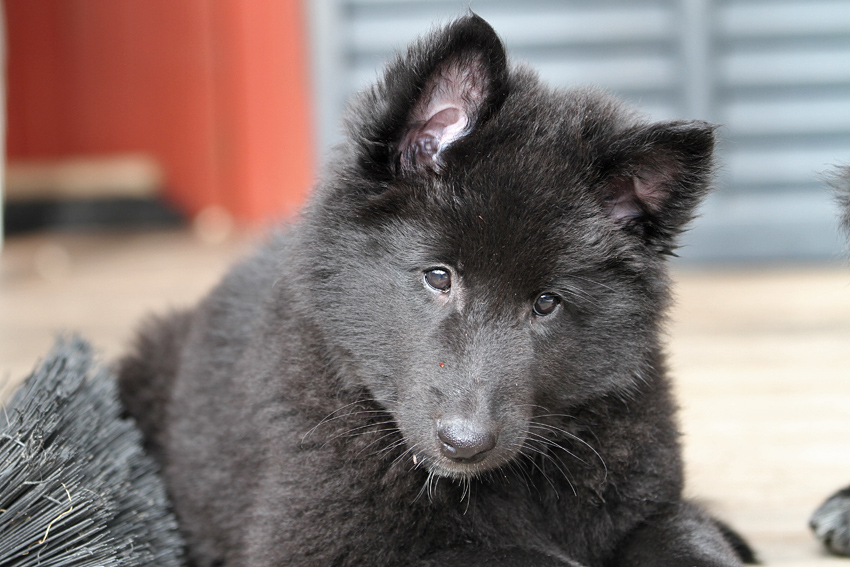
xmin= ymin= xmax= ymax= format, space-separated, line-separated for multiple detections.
xmin=5 ymin=154 xmax=163 ymax=202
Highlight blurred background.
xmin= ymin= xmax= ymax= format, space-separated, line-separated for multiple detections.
xmin=1 ymin=1 xmax=849 ymax=565
xmin=2 ymin=0 xmax=849 ymax=261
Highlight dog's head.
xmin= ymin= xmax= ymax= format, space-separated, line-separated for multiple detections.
xmin=298 ymin=15 xmax=715 ymax=479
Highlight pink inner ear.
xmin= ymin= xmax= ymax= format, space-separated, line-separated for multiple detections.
xmin=401 ymin=56 xmax=487 ymax=169
xmin=423 ymin=106 xmax=468 ymax=147
xmin=608 ymin=178 xmax=642 ymax=221
xmin=408 ymin=106 xmax=468 ymax=162
xmin=608 ymin=173 xmax=668 ymax=221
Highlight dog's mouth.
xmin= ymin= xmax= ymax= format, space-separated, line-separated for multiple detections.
xmin=412 ymin=450 xmax=502 ymax=480
xmin=408 ymin=420 xmax=521 ymax=480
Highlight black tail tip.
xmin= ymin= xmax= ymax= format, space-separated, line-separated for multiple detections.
xmin=714 ymin=518 xmax=758 ymax=564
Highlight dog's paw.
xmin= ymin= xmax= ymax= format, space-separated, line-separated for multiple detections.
xmin=811 ymin=486 xmax=850 ymax=556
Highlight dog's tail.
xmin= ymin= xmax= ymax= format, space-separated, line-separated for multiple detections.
xmin=117 ymin=310 xmax=194 ymax=464
xmin=714 ymin=517 xmax=758 ymax=564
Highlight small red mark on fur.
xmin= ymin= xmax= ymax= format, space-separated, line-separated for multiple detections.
xmin=439 ymin=361 xmax=445 ymax=368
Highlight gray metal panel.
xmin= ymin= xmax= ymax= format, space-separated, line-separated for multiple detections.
xmin=719 ymin=0 xmax=850 ymax=37
xmin=318 ymin=0 xmax=683 ymax=149
xmin=687 ymin=0 xmax=850 ymax=262
xmin=308 ymin=0 xmax=850 ymax=262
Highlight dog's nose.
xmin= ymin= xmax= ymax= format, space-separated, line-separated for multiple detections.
xmin=437 ymin=420 xmax=497 ymax=463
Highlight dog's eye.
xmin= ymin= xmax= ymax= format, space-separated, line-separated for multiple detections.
xmin=424 ymin=268 xmax=451 ymax=293
xmin=533 ymin=293 xmax=560 ymax=316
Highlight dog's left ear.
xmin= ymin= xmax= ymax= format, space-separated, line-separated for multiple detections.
xmin=598 ymin=120 xmax=717 ymax=250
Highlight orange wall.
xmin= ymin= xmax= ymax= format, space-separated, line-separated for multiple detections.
xmin=5 ymin=0 xmax=314 ymax=223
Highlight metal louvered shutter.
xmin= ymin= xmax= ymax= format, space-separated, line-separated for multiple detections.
xmin=307 ymin=0 xmax=850 ymax=262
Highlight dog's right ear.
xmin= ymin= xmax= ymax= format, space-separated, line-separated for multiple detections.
xmin=348 ymin=14 xmax=509 ymax=179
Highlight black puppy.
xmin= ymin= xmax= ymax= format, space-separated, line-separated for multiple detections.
xmin=120 ymin=15 xmax=752 ymax=566
xmin=810 ymin=165 xmax=850 ymax=556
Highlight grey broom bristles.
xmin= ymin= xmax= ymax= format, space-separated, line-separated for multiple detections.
xmin=0 ymin=337 xmax=185 ymax=567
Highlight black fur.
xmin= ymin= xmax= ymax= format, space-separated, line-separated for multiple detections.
xmin=119 ymin=15 xmax=752 ymax=567
xmin=119 ymin=310 xmax=193 ymax=462
xmin=809 ymin=165 xmax=850 ymax=557
xmin=811 ymin=487 xmax=850 ymax=556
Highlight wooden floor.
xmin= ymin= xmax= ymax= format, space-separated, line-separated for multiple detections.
xmin=1 ymin=229 xmax=849 ymax=565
